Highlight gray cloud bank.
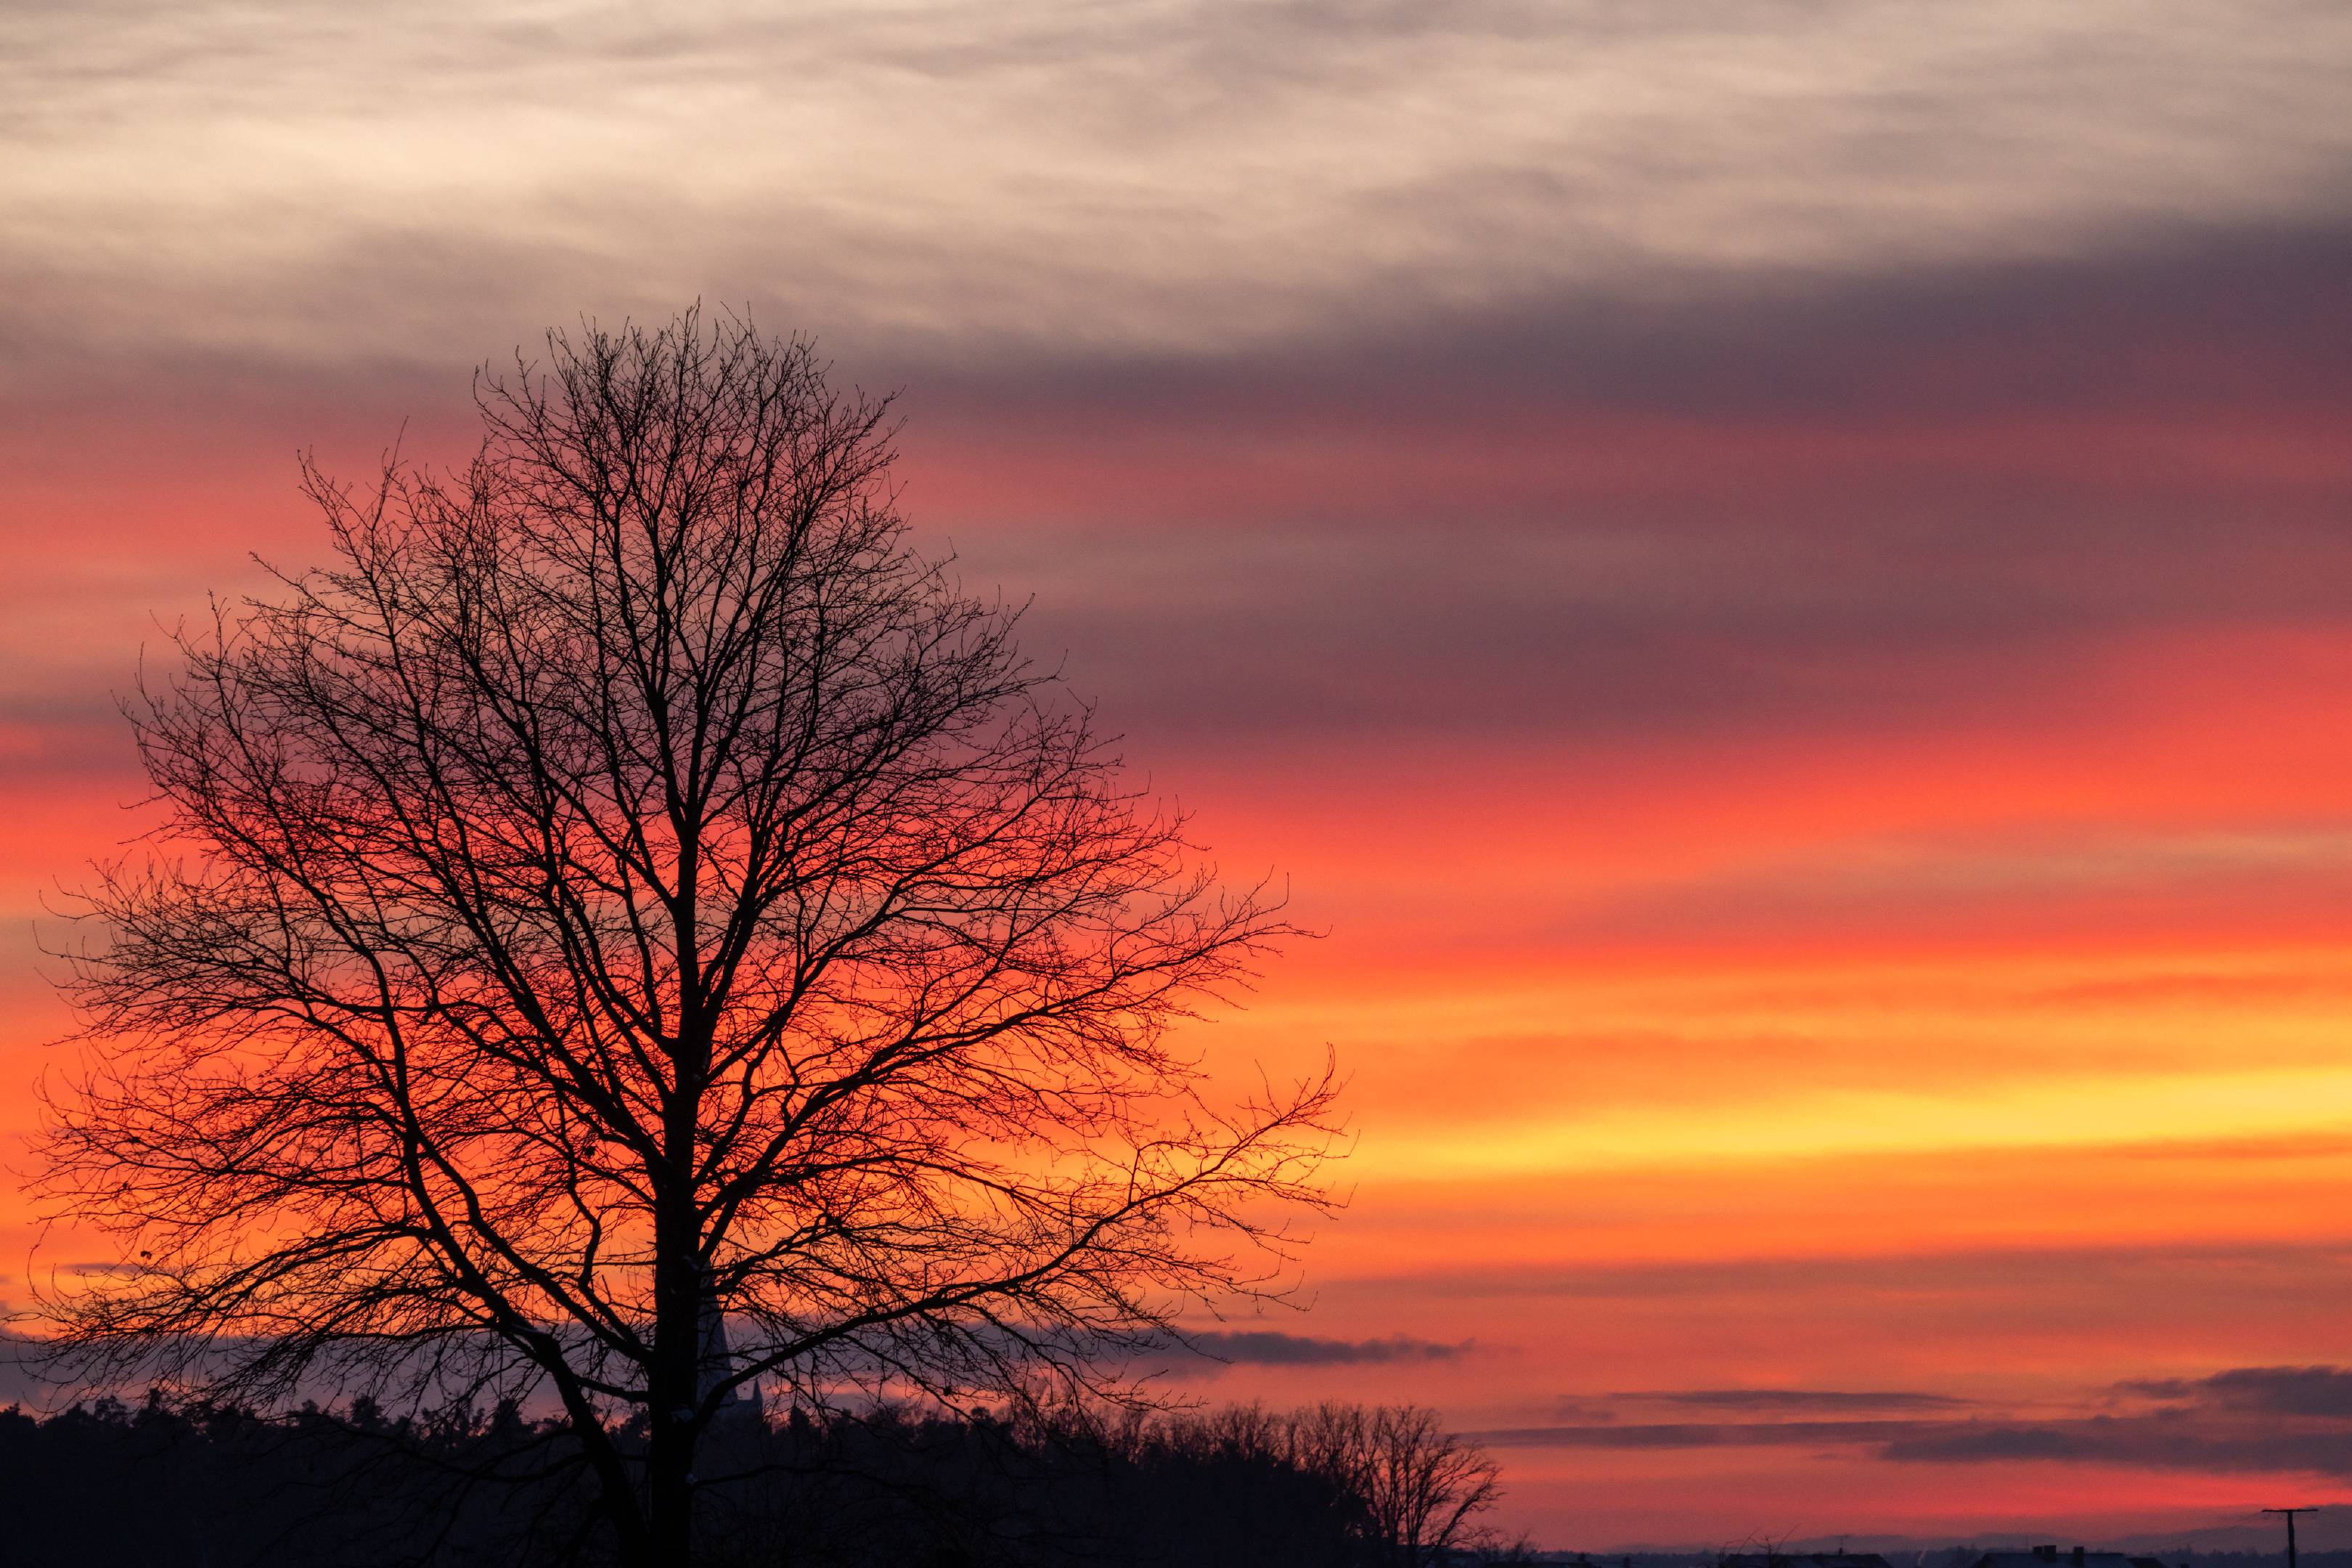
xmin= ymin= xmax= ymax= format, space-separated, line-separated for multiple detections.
xmin=1614 ymin=1387 xmax=1972 ymax=1412
xmin=2117 ymin=1365 xmax=2352 ymax=1418
xmin=1185 ymin=1331 xmax=1471 ymax=1366
xmin=3 ymin=0 xmax=2349 ymax=383
xmin=911 ymin=217 xmax=2351 ymax=756
xmin=1479 ymin=1365 xmax=2352 ymax=1478
xmin=1149 ymin=1331 xmax=1474 ymax=1376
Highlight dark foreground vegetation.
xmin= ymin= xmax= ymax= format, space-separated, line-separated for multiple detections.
xmin=0 ymin=1395 xmax=1519 ymax=1568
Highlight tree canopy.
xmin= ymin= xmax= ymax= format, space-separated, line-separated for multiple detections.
xmin=36 ymin=309 xmax=1339 ymax=1567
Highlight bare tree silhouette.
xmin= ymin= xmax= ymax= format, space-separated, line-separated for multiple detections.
xmin=1302 ymin=1403 xmax=1505 ymax=1568
xmin=33 ymin=308 xmax=1339 ymax=1567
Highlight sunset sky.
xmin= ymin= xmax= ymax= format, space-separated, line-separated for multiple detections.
xmin=7 ymin=0 xmax=2352 ymax=1548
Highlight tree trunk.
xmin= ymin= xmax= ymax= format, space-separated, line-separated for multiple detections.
xmin=649 ymin=1177 xmax=703 ymax=1566
xmin=648 ymin=1301 xmax=700 ymax=1566
xmin=647 ymin=1427 xmax=693 ymax=1568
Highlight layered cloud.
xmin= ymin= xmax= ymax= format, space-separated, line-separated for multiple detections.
xmin=1616 ymin=1389 xmax=1975 ymax=1413
xmin=4 ymin=0 xmax=2351 ymax=380
xmin=1183 ymin=1331 xmax=1474 ymax=1368
xmin=2122 ymin=1367 xmax=2352 ymax=1416
xmin=1476 ymin=1366 xmax=2352 ymax=1479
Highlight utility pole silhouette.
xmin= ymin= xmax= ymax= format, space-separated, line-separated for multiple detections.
xmin=2263 ymin=1506 xmax=2319 ymax=1568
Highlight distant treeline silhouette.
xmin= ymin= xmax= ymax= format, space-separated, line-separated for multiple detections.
xmin=0 ymin=1394 xmax=1516 ymax=1568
